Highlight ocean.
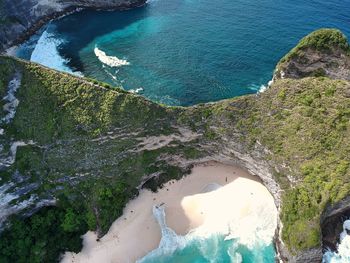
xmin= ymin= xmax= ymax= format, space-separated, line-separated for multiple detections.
xmin=13 ymin=0 xmax=350 ymax=261
xmin=15 ymin=0 xmax=350 ymax=106
xmin=136 ymin=205 xmax=276 ymax=263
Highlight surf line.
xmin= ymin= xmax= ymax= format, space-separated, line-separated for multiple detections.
xmin=94 ymin=47 xmax=130 ymax=67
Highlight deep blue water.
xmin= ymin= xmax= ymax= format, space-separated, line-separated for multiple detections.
xmin=16 ymin=0 xmax=350 ymax=106
xmin=13 ymin=1 xmax=350 ymax=262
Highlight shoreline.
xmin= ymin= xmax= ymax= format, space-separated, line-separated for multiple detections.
xmin=0 ymin=0 xmax=147 ymax=54
xmin=61 ymin=161 xmax=278 ymax=263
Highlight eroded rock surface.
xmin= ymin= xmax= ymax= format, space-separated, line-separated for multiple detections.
xmin=274 ymin=29 xmax=350 ymax=81
xmin=0 ymin=0 xmax=147 ymax=52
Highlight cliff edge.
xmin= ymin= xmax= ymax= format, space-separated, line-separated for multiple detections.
xmin=275 ymin=29 xmax=350 ymax=81
xmin=0 ymin=29 xmax=349 ymax=262
xmin=0 ymin=0 xmax=146 ymax=52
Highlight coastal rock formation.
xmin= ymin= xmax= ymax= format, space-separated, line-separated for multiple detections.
xmin=0 ymin=29 xmax=349 ymax=262
xmin=0 ymin=0 xmax=146 ymax=52
xmin=321 ymin=196 xmax=350 ymax=252
xmin=274 ymin=29 xmax=350 ymax=81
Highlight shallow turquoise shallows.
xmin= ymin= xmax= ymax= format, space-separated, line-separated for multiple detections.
xmin=137 ymin=233 xmax=276 ymax=263
xmin=16 ymin=0 xmax=350 ymax=106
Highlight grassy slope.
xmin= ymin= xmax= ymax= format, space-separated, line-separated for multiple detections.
xmin=184 ymin=75 xmax=350 ymax=251
xmin=0 ymin=57 xmax=203 ymax=263
xmin=246 ymin=78 xmax=350 ymax=251
xmin=0 ymin=29 xmax=350 ymax=261
xmin=277 ymin=28 xmax=350 ymax=71
xmin=183 ymin=76 xmax=350 ymax=252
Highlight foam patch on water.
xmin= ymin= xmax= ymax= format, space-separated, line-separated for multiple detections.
xmin=129 ymin=87 xmax=144 ymax=94
xmin=94 ymin=47 xmax=130 ymax=68
xmin=30 ymin=29 xmax=82 ymax=76
xmin=323 ymin=220 xmax=350 ymax=263
xmin=102 ymin=67 xmax=119 ymax=82
xmin=136 ymin=206 xmax=187 ymax=262
xmin=138 ymin=199 xmax=276 ymax=262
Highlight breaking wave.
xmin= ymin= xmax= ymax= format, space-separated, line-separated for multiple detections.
xmin=129 ymin=87 xmax=144 ymax=94
xmin=323 ymin=220 xmax=350 ymax=263
xmin=138 ymin=199 xmax=276 ymax=262
xmin=30 ymin=29 xmax=82 ymax=76
xmin=94 ymin=47 xmax=130 ymax=67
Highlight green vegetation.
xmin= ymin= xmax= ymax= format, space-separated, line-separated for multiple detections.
xmin=204 ymin=78 xmax=350 ymax=252
xmin=0 ymin=57 xmax=197 ymax=262
xmin=252 ymin=78 xmax=350 ymax=251
xmin=176 ymin=76 xmax=350 ymax=252
xmin=2 ymin=58 xmax=173 ymax=143
xmin=279 ymin=28 xmax=350 ymax=65
xmin=0 ymin=207 xmax=85 ymax=263
xmin=0 ymin=28 xmax=350 ymax=261
xmin=295 ymin=29 xmax=349 ymax=52
xmin=0 ymin=177 xmax=130 ymax=263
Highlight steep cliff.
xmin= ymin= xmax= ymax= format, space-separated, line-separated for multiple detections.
xmin=0 ymin=0 xmax=146 ymax=52
xmin=0 ymin=29 xmax=349 ymax=262
xmin=275 ymin=29 xmax=350 ymax=81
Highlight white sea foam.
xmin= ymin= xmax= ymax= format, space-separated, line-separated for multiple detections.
xmin=94 ymin=47 xmax=130 ymax=68
xmin=60 ymin=164 xmax=277 ymax=263
xmin=258 ymin=84 xmax=268 ymax=93
xmin=136 ymin=206 xmax=187 ymax=262
xmin=323 ymin=220 xmax=350 ymax=263
xmin=228 ymin=242 xmax=243 ymax=263
xmin=248 ymin=83 xmax=266 ymax=93
xmin=138 ymin=180 xmax=277 ymax=262
xmin=103 ymin=69 xmax=118 ymax=81
xmin=257 ymin=79 xmax=274 ymax=93
xmin=30 ymin=29 xmax=82 ymax=76
xmin=129 ymin=87 xmax=144 ymax=94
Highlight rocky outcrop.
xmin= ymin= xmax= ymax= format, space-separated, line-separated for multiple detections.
xmin=274 ymin=29 xmax=350 ymax=81
xmin=321 ymin=196 xmax=350 ymax=252
xmin=0 ymin=26 xmax=350 ymax=262
xmin=269 ymin=29 xmax=350 ymax=263
xmin=0 ymin=0 xmax=147 ymax=52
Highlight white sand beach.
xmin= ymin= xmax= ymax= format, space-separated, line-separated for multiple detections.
xmin=61 ymin=161 xmax=277 ymax=263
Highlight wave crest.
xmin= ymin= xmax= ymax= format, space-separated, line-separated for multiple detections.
xmin=138 ymin=190 xmax=277 ymax=262
xmin=30 ymin=29 xmax=82 ymax=76
xmin=94 ymin=47 xmax=130 ymax=67
xmin=323 ymin=220 xmax=350 ymax=262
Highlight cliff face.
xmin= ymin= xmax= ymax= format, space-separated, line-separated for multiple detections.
xmin=271 ymin=28 xmax=350 ymax=262
xmin=0 ymin=0 xmax=146 ymax=52
xmin=0 ymin=29 xmax=349 ymax=262
xmin=275 ymin=29 xmax=350 ymax=81
xmin=321 ymin=196 xmax=350 ymax=252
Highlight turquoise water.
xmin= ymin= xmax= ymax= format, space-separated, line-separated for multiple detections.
xmin=138 ymin=234 xmax=276 ymax=263
xmin=13 ymin=1 xmax=350 ymax=261
xmin=16 ymin=0 xmax=350 ymax=106
xmin=136 ymin=205 xmax=276 ymax=263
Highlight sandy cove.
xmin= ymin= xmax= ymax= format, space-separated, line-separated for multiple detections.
xmin=61 ymin=161 xmax=277 ymax=263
